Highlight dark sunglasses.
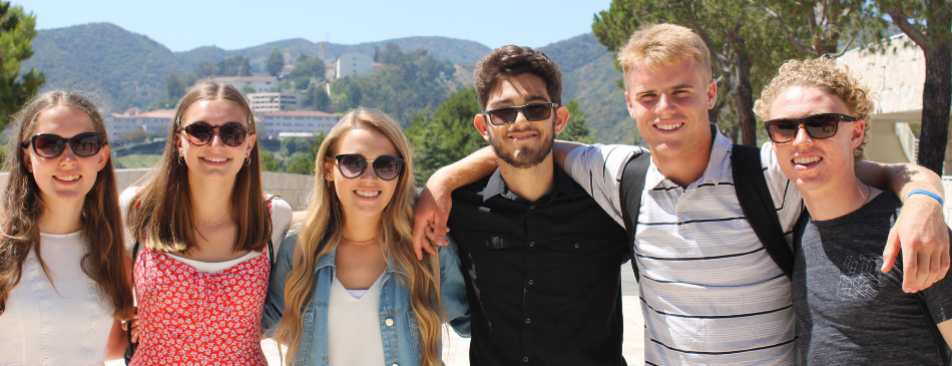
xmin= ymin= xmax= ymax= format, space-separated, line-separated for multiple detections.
xmin=483 ymin=102 xmax=558 ymax=126
xmin=24 ymin=132 xmax=105 ymax=158
xmin=180 ymin=121 xmax=249 ymax=147
xmin=334 ymin=154 xmax=404 ymax=181
xmin=764 ymin=113 xmax=857 ymax=144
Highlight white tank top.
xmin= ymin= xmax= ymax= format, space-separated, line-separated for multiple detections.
xmin=327 ymin=272 xmax=386 ymax=366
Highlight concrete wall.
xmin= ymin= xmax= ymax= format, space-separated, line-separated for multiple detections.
xmin=837 ymin=34 xmax=925 ymax=115
xmin=0 ymin=169 xmax=316 ymax=211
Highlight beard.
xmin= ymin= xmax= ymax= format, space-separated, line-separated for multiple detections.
xmin=487 ymin=121 xmax=555 ymax=169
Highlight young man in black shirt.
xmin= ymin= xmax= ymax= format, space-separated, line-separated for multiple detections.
xmin=755 ymin=57 xmax=952 ymax=364
xmin=428 ymin=46 xmax=629 ymax=365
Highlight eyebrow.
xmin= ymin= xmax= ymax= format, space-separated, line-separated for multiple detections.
xmin=634 ymin=84 xmax=696 ymax=96
xmin=488 ymin=94 xmax=550 ymax=109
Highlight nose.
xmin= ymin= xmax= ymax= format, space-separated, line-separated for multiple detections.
xmin=59 ymin=144 xmax=78 ymax=165
xmin=359 ymin=162 xmax=378 ymax=181
xmin=791 ymin=124 xmax=814 ymax=147
xmin=656 ymin=93 xmax=675 ymax=115
xmin=208 ymin=130 xmax=226 ymax=147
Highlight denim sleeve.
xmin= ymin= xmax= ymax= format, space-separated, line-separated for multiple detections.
xmin=440 ymin=234 xmax=471 ymax=338
xmin=261 ymin=232 xmax=298 ymax=338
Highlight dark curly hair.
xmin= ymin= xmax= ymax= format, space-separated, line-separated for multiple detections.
xmin=474 ymin=45 xmax=562 ymax=110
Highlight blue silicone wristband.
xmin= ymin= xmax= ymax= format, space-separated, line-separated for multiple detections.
xmin=906 ymin=189 xmax=944 ymax=206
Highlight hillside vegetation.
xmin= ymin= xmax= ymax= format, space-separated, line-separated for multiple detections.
xmin=22 ymin=22 xmax=635 ymax=143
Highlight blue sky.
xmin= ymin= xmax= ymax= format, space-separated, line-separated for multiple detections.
xmin=19 ymin=0 xmax=614 ymax=52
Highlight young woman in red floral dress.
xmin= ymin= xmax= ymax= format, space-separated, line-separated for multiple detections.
xmin=122 ymin=83 xmax=292 ymax=366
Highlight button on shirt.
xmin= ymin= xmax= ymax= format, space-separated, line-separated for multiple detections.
xmin=564 ymin=128 xmax=804 ymax=365
xmin=447 ymin=165 xmax=629 ymax=366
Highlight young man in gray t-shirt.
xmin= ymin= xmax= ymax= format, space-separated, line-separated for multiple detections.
xmin=755 ymin=57 xmax=952 ymax=364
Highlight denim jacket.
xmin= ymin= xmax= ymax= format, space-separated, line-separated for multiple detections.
xmin=261 ymin=232 xmax=470 ymax=366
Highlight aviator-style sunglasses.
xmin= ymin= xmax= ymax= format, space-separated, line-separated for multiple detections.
xmin=483 ymin=102 xmax=559 ymax=126
xmin=179 ymin=121 xmax=250 ymax=147
xmin=763 ymin=113 xmax=857 ymax=144
xmin=24 ymin=132 xmax=106 ymax=158
xmin=334 ymin=154 xmax=404 ymax=181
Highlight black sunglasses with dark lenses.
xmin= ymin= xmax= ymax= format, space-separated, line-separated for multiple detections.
xmin=764 ymin=113 xmax=857 ymax=143
xmin=334 ymin=154 xmax=404 ymax=181
xmin=180 ymin=122 xmax=249 ymax=147
xmin=484 ymin=102 xmax=558 ymax=126
xmin=26 ymin=132 xmax=105 ymax=158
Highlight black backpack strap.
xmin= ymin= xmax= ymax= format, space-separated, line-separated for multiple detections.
xmin=731 ymin=144 xmax=795 ymax=279
xmin=619 ymin=151 xmax=652 ymax=281
xmin=267 ymin=239 xmax=274 ymax=264
xmin=916 ymin=292 xmax=952 ymax=365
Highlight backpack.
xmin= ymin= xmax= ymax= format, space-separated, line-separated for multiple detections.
xmin=618 ymin=144 xmax=794 ymax=280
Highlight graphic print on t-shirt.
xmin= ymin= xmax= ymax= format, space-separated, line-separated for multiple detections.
xmin=837 ymin=254 xmax=884 ymax=300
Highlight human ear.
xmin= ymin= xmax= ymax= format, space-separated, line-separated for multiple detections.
xmin=706 ymin=79 xmax=717 ymax=109
xmin=245 ymin=133 xmax=257 ymax=157
xmin=474 ymin=114 xmax=490 ymax=142
xmin=850 ymin=120 xmax=866 ymax=149
xmin=554 ymin=105 xmax=570 ymax=134
xmin=22 ymin=148 xmax=33 ymax=173
xmin=323 ymin=157 xmax=335 ymax=181
xmin=96 ymin=144 xmax=110 ymax=172
xmin=624 ymin=91 xmax=636 ymax=118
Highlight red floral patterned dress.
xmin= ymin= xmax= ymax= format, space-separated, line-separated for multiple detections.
xmin=129 ymin=248 xmax=270 ymax=366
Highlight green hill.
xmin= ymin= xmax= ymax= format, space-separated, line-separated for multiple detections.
xmin=21 ymin=23 xmax=631 ymax=143
xmin=540 ymin=34 xmax=636 ymax=144
xmin=22 ymin=23 xmax=192 ymax=110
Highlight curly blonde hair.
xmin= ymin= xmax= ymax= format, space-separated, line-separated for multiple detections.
xmin=754 ymin=57 xmax=877 ymax=165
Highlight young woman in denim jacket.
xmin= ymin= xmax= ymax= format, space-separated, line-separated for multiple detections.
xmin=262 ymin=108 xmax=469 ymax=366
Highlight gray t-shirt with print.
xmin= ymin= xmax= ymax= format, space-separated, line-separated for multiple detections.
xmin=793 ymin=191 xmax=952 ymax=365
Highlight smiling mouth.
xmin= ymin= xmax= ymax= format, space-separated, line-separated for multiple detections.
xmin=355 ymin=190 xmax=381 ymax=198
xmin=793 ymin=156 xmax=822 ymax=165
xmin=201 ymin=157 xmax=230 ymax=163
xmin=54 ymin=174 xmax=81 ymax=182
xmin=655 ymin=123 xmax=684 ymax=131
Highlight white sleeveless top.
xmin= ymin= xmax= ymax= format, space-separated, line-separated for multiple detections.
xmin=327 ymin=272 xmax=386 ymax=366
xmin=0 ymin=231 xmax=116 ymax=366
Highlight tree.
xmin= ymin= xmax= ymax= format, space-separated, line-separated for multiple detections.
xmin=280 ymin=136 xmax=312 ymax=156
xmin=290 ymin=54 xmax=327 ymax=80
xmin=592 ymin=0 xmax=797 ymax=146
xmin=267 ymin=47 xmax=284 ymax=77
xmin=560 ymin=99 xmax=595 ymax=143
xmin=218 ymin=55 xmax=250 ymax=77
xmin=878 ymin=0 xmax=952 ymax=174
xmin=240 ymin=83 xmax=256 ymax=95
xmin=286 ymin=132 xmax=326 ymax=175
xmin=405 ymin=86 xmax=487 ymax=182
xmin=304 ymin=86 xmax=331 ymax=111
xmin=194 ymin=60 xmax=220 ymax=78
xmin=165 ymin=72 xmax=184 ymax=100
xmin=0 ymin=2 xmax=44 ymax=129
xmin=750 ymin=0 xmax=886 ymax=58
xmin=260 ymin=149 xmax=282 ymax=172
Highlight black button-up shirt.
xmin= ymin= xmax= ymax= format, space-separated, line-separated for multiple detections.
xmin=447 ymin=165 xmax=629 ymax=365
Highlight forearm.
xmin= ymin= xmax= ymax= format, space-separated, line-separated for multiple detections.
xmin=856 ymin=161 xmax=944 ymax=202
xmin=939 ymin=319 xmax=952 ymax=348
xmin=104 ymin=318 xmax=128 ymax=360
xmin=428 ymin=146 xmax=498 ymax=192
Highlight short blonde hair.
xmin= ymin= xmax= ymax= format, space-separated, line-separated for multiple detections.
xmin=754 ymin=57 xmax=876 ymax=165
xmin=618 ymin=23 xmax=713 ymax=84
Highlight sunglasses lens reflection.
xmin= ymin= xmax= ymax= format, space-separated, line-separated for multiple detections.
xmin=373 ymin=157 xmax=402 ymax=181
xmin=338 ymin=155 xmax=366 ymax=178
xmin=33 ymin=135 xmax=65 ymax=157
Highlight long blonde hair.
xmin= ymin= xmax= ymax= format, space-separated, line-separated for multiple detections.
xmin=127 ymin=82 xmax=271 ymax=254
xmin=0 ymin=91 xmax=134 ymax=318
xmin=275 ymin=108 xmax=444 ymax=365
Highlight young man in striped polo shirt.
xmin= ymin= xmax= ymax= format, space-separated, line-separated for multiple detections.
xmin=413 ymin=24 xmax=950 ymax=365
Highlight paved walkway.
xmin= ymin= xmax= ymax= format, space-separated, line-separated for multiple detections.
xmin=108 ymin=265 xmax=645 ymax=365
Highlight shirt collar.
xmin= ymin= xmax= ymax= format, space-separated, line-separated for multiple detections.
xmin=646 ymin=123 xmax=732 ymax=189
xmin=479 ymin=163 xmax=584 ymax=203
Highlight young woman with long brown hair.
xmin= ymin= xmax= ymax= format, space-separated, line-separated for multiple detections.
xmin=122 ymin=82 xmax=292 ymax=365
xmin=262 ymin=108 xmax=469 ymax=366
xmin=0 ymin=91 xmax=135 ymax=365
